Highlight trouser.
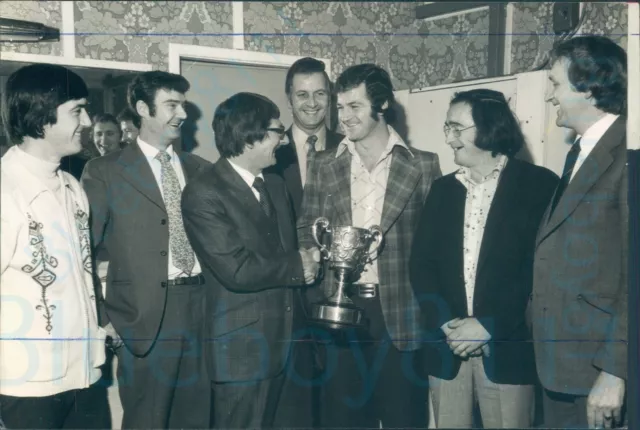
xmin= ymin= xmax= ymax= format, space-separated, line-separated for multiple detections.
xmin=317 ymin=288 xmax=429 ymax=429
xmin=0 ymin=382 xmax=110 ymax=429
xmin=116 ymin=282 xmax=210 ymax=429
xmin=429 ymin=356 xmax=535 ymax=428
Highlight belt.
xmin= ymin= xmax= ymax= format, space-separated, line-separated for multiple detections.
xmin=163 ymin=274 xmax=205 ymax=288
xmin=349 ymin=283 xmax=379 ymax=298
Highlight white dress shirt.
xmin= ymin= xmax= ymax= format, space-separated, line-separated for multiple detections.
xmin=137 ymin=138 xmax=202 ymax=279
xmin=227 ymin=159 xmax=263 ymax=202
xmin=292 ymin=123 xmax=327 ymax=187
xmin=570 ymin=113 xmax=619 ymax=182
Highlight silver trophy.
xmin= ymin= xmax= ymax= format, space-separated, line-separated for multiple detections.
xmin=309 ymin=217 xmax=383 ymax=330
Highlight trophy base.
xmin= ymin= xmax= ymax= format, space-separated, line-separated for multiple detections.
xmin=308 ymin=302 xmax=366 ymax=330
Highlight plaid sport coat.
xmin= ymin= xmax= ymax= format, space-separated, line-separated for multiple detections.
xmin=297 ymin=139 xmax=442 ymax=351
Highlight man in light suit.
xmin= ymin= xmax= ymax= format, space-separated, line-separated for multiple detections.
xmin=531 ymin=36 xmax=628 ymax=429
xmin=297 ymin=64 xmax=442 ymax=428
xmin=181 ymin=92 xmax=320 ymax=429
xmin=81 ymin=71 xmax=211 ymax=429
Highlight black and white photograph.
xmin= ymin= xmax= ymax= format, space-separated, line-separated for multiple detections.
xmin=1 ymin=2 xmax=638 ymax=429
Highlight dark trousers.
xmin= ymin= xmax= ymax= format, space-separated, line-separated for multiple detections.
xmin=116 ymin=283 xmax=210 ymax=429
xmin=0 ymin=382 xmax=110 ymax=429
xmin=543 ymin=389 xmax=628 ymax=429
xmin=211 ymin=372 xmax=286 ymax=429
xmin=317 ymin=292 xmax=429 ymax=429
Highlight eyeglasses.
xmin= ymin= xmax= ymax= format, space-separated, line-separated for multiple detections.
xmin=443 ymin=124 xmax=476 ymax=137
xmin=267 ymin=127 xmax=286 ymax=138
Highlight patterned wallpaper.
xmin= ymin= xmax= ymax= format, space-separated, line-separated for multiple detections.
xmin=0 ymin=1 xmax=630 ymax=91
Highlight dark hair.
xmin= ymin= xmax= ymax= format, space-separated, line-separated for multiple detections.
xmin=550 ymin=35 xmax=627 ymax=115
xmin=117 ymin=107 xmax=141 ymax=129
xmin=335 ymin=64 xmax=396 ymax=123
xmin=285 ymin=57 xmax=331 ymax=97
xmin=450 ymin=89 xmax=525 ymax=158
xmin=127 ymin=71 xmax=190 ymax=122
xmin=213 ymin=92 xmax=280 ymax=158
xmin=3 ymin=64 xmax=88 ymax=144
xmin=92 ymin=113 xmax=121 ymax=135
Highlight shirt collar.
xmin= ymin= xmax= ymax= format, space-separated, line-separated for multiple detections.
xmin=2 ymin=145 xmax=71 ymax=204
xmin=335 ymin=125 xmax=412 ymax=159
xmin=455 ymin=154 xmax=508 ymax=186
xmin=577 ymin=113 xmax=619 ymax=147
xmin=137 ymin=137 xmax=176 ymax=160
xmin=227 ymin=159 xmax=264 ymax=189
xmin=291 ymin=123 xmax=327 ymax=151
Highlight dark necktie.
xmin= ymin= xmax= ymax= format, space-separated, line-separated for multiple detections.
xmin=549 ymin=138 xmax=582 ymax=218
xmin=305 ymin=134 xmax=318 ymax=155
xmin=252 ymin=177 xmax=274 ymax=218
xmin=155 ymin=151 xmax=195 ymax=275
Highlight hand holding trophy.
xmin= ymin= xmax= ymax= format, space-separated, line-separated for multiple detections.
xmin=308 ymin=217 xmax=383 ymax=330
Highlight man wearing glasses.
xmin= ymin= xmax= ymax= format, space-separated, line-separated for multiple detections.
xmin=181 ymin=92 xmax=321 ymax=428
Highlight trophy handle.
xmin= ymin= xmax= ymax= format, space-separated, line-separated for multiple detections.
xmin=365 ymin=225 xmax=384 ymax=261
xmin=311 ymin=217 xmax=331 ymax=259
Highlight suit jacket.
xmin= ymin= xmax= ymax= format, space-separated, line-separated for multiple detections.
xmin=266 ymin=127 xmax=344 ymax=220
xmin=410 ymin=158 xmax=558 ymax=384
xmin=81 ymin=142 xmax=210 ymax=357
xmin=530 ymin=117 xmax=628 ymax=395
xmin=297 ymin=143 xmax=442 ymax=351
xmin=181 ymin=158 xmax=306 ymax=382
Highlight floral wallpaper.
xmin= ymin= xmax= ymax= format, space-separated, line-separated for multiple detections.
xmin=73 ymin=1 xmax=232 ymax=66
xmin=0 ymin=1 xmax=62 ymax=55
xmin=0 ymin=2 xmax=630 ymax=90
xmin=244 ymin=2 xmax=489 ymax=90
xmin=510 ymin=2 xmax=628 ymax=74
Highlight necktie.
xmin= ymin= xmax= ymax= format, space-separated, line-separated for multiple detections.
xmin=155 ymin=151 xmax=195 ymax=275
xmin=253 ymin=177 xmax=274 ymax=219
xmin=305 ymin=134 xmax=318 ymax=155
xmin=549 ymin=138 xmax=582 ymax=218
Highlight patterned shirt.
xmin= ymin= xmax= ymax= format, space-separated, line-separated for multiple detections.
xmin=455 ymin=155 xmax=508 ymax=316
xmin=337 ymin=126 xmax=410 ymax=284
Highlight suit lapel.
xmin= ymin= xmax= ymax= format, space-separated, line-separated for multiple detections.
xmin=266 ymin=175 xmax=295 ymax=251
xmin=475 ymin=160 xmax=520 ymax=277
xmin=537 ymin=118 xmax=625 ymax=244
xmin=381 ymin=149 xmax=422 ymax=234
xmin=116 ymin=143 xmax=166 ymax=212
xmin=326 ymin=150 xmax=353 ymax=226
xmin=176 ymin=149 xmax=202 ymax=183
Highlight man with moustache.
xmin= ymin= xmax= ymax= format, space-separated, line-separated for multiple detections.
xmin=531 ymin=36 xmax=628 ymax=429
xmin=267 ymin=57 xmax=344 ymax=428
xmin=81 ymin=71 xmax=211 ymax=429
xmin=117 ymin=108 xmax=140 ymax=147
xmin=297 ymin=64 xmax=442 ymax=429
xmin=181 ymin=92 xmax=320 ymax=428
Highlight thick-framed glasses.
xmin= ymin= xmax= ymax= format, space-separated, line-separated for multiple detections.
xmin=443 ymin=124 xmax=476 ymax=137
xmin=267 ymin=127 xmax=286 ymax=138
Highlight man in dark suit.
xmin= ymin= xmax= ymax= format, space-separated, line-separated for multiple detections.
xmin=266 ymin=56 xmax=344 ymax=428
xmin=181 ymin=92 xmax=321 ymax=429
xmin=297 ymin=64 xmax=442 ymax=429
xmin=410 ymin=89 xmax=559 ymax=428
xmin=267 ymin=57 xmax=344 ymax=218
xmin=531 ymin=36 xmax=628 ymax=429
xmin=81 ymin=71 xmax=211 ymax=429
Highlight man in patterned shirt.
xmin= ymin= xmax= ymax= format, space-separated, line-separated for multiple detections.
xmin=297 ymin=63 xmax=442 ymax=429
xmin=1 ymin=64 xmax=109 ymax=429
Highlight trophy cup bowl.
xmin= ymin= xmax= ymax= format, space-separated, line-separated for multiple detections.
xmin=308 ymin=217 xmax=383 ymax=330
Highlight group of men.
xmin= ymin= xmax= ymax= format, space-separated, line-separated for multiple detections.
xmin=0 ymin=34 xmax=630 ymax=430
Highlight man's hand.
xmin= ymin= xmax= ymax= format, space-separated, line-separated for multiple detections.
xmin=587 ymin=371 xmax=625 ymax=428
xmin=446 ymin=318 xmax=491 ymax=358
xmin=104 ymin=322 xmax=123 ymax=350
xmin=299 ymin=248 xmax=321 ymax=284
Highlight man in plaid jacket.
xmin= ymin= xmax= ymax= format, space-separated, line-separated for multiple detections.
xmin=297 ymin=64 xmax=441 ymax=429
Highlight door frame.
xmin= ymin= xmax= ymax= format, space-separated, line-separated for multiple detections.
xmin=167 ymin=43 xmax=332 ymax=79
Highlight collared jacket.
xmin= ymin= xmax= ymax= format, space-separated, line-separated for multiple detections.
xmin=0 ymin=146 xmax=106 ymax=397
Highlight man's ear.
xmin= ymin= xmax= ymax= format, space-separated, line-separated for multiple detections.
xmin=136 ymin=100 xmax=149 ymax=118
